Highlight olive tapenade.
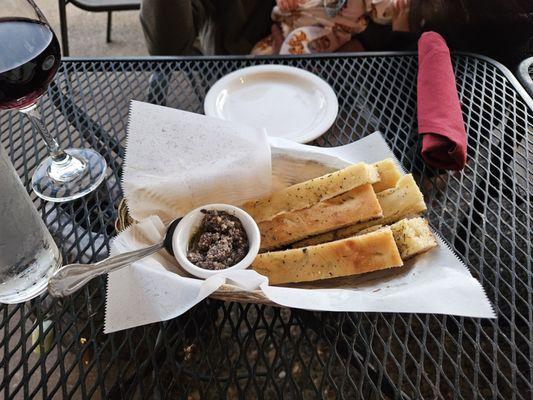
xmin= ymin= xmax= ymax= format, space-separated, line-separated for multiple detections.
xmin=187 ymin=209 xmax=249 ymax=270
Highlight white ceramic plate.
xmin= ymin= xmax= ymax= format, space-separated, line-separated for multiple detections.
xmin=204 ymin=65 xmax=338 ymax=143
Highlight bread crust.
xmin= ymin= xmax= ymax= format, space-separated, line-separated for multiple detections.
xmin=258 ymin=183 xmax=383 ymax=250
xmin=293 ymin=174 xmax=426 ymax=247
xmin=372 ymin=158 xmax=402 ymax=192
xmin=253 ymin=227 xmax=403 ymax=285
xmin=253 ymin=217 xmax=437 ymax=285
xmin=390 ymin=217 xmax=437 ymax=259
xmin=243 ymin=162 xmax=380 ymax=223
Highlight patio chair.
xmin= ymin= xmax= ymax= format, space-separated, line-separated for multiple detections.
xmin=57 ymin=0 xmax=140 ymax=56
xmin=517 ymin=56 xmax=533 ymax=98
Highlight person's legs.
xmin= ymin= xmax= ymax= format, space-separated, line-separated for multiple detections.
xmin=141 ymin=0 xmax=276 ymax=56
xmin=140 ymin=0 xmax=207 ymax=55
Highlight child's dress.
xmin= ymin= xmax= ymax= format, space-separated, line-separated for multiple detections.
xmin=252 ymin=0 xmax=394 ymax=55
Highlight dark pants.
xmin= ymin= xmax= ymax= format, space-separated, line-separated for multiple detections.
xmin=140 ymin=0 xmax=275 ymax=56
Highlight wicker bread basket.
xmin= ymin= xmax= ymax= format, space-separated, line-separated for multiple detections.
xmin=115 ymin=199 xmax=278 ymax=306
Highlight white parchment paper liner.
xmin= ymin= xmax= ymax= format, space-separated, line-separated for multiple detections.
xmin=105 ymin=103 xmax=495 ymax=333
xmin=123 ymin=101 xmax=272 ymax=222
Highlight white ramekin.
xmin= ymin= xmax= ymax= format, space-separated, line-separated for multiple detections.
xmin=172 ymin=204 xmax=260 ymax=279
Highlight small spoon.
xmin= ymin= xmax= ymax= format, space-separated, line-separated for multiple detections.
xmin=48 ymin=218 xmax=181 ymax=298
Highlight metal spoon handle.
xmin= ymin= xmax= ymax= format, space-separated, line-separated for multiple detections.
xmin=48 ymin=242 xmax=164 ymax=297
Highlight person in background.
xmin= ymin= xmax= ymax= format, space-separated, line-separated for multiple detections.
xmin=251 ymin=0 xmax=411 ymax=55
xmin=139 ymin=0 xmax=533 ymax=69
xmin=360 ymin=0 xmax=533 ymax=69
xmin=424 ymin=0 xmax=533 ymax=69
xmin=140 ymin=0 xmax=275 ymax=56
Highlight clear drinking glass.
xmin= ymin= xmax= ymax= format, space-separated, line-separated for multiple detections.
xmin=0 ymin=0 xmax=107 ymax=202
xmin=0 ymin=145 xmax=62 ymax=303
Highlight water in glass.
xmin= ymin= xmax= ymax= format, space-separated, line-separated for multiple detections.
xmin=0 ymin=146 xmax=61 ymax=303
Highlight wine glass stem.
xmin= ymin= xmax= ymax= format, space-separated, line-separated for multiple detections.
xmin=20 ymin=104 xmax=68 ymax=162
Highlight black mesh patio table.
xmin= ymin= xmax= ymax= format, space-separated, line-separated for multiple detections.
xmin=0 ymin=54 xmax=531 ymax=400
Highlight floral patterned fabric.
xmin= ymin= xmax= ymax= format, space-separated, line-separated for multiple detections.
xmin=252 ymin=0 xmax=393 ymax=55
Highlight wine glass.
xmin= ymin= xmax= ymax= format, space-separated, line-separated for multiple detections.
xmin=0 ymin=0 xmax=106 ymax=202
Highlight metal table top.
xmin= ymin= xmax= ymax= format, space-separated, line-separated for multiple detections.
xmin=0 ymin=54 xmax=531 ymax=400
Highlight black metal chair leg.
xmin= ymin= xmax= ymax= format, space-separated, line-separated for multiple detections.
xmin=58 ymin=0 xmax=69 ymax=56
xmin=106 ymin=11 xmax=112 ymax=43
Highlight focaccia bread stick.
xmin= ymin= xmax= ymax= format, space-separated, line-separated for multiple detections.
xmin=259 ymin=183 xmax=383 ymax=250
xmin=243 ymin=162 xmax=380 ymax=223
xmin=253 ymin=227 xmax=403 ymax=285
xmin=390 ymin=217 xmax=437 ymax=259
xmin=253 ymin=217 xmax=437 ymax=285
xmin=293 ymin=174 xmax=426 ymax=247
xmin=372 ymin=158 xmax=402 ymax=193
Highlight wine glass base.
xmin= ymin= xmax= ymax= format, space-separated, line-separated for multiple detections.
xmin=32 ymin=148 xmax=107 ymax=202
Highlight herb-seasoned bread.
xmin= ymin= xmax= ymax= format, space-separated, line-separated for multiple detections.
xmin=243 ymin=162 xmax=380 ymax=223
xmin=253 ymin=217 xmax=436 ymax=285
xmin=293 ymin=174 xmax=426 ymax=247
xmin=253 ymin=227 xmax=403 ymax=285
xmin=372 ymin=158 xmax=402 ymax=192
xmin=258 ymin=183 xmax=383 ymax=250
xmin=390 ymin=217 xmax=436 ymax=259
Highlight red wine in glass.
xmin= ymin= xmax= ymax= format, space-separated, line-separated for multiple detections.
xmin=0 ymin=17 xmax=60 ymax=110
xmin=0 ymin=0 xmax=107 ymax=203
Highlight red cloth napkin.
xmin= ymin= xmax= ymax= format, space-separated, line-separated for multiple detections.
xmin=417 ymin=31 xmax=467 ymax=170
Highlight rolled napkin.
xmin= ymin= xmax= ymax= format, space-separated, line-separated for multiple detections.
xmin=417 ymin=31 xmax=467 ymax=170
